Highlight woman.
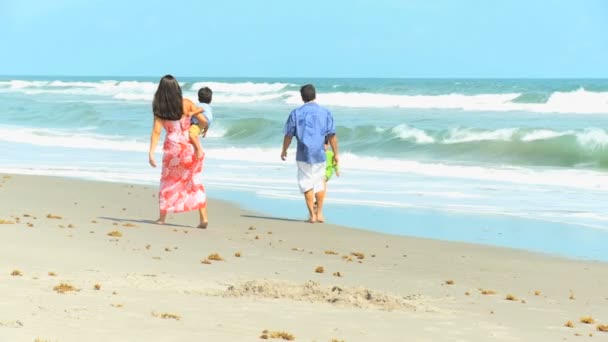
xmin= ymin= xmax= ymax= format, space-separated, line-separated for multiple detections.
xmin=148 ymin=75 xmax=209 ymax=228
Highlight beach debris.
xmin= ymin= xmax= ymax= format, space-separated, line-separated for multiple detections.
xmin=445 ymin=280 xmax=454 ymax=285
xmin=145 ymin=244 xmax=151 ymax=250
xmin=27 ymin=223 xmax=34 ymax=227
xmin=234 ymin=252 xmax=242 ymax=257
xmin=333 ymin=271 xmax=342 ymax=277
xmin=371 ymin=254 xmax=376 ymax=258
xmin=93 ymin=284 xmax=101 ymax=290
xmin=152 ymin=256 xmax=161 ymax=260
xmin=580 ymin=316 xmax=595 ymax=324
xmin=465 ymin=292 xmax=470 ymax=296
xmin=11 ymin=270 xmax=23 ymax=277
xmin=58 ymin=225 xmax=65 ymax=228
xmin=249 ymin=225 xmax=256 ymax=230
xmin=350 ymin=252 xmax=365 ymax=260
xmin=48 ymin=272 xmax=57 ymax=277
xmin=331 ymin=339 xmax=346 ymax=342
xmin=292 ymin=248 xmax=299 ymax=251
xmin=324 ymin=250 xmax=339 ymax=255
xmin=564 ymin=320 xmax=575 ymax=328
xmin=112 ymin=222 xmax=118 ymax=226
xmin=225 ymin=280 xmax=416 ymax=311
xmin=107 ymin=230 xmax=122 ymax=237
xmin=122 ymin=223 xmax=137 ymax=227
xmin=267 ymin=231 xmax=273 ymax=234
xmin=46 ymin=214 xmax=62 ymax=219
xmin=0 ymin=219 xmax=15 ymax=224
xmin=505 ymin=294 xmax=517 ymax=301
xmin=23 ymin=213 xmax=31 ymax=218
xmin=122 ymin=208 xmax=126 ymax=211
xmin=255 ymin=235 xmax=260 ymax=240
xmin=597 ymin=324 xmax=608 ymax=332
xmin=111 ymin=303 xmax=124 ymax=308
xmin=201 ymin=259 xmax=212 ymax=264
xmin=259 ymin=330 xmax=295 ymax=340
xmin=315 ymin=266 xmax=325 ymax=273
xmin=480 ymin=289 xmax=496 ymax=295
xmin=91 ymin=220 xmax=97 ymax=223
xmin=520 ymin=299 xmax=526 ymax=304
xmin=534 ymin=290 xmax=541 ymax=296
xmin=208 ymin=253 xmax=224 ymax=261
xmin=164 ymin=247 xmax=171 ymax=252
xmin=112 ymin=291 xmax=118 ymax=295
xmin=53 ymin=283 xmax=78 ymax=294
xmin=569 ymin=290 xmax=576 ymax=300
xmin=67 ymin=224 xmax=74 ymax=228
xmin=34 ymin=339 xmax=50 ymax=342
xmin=151 ymin=312 xmax=181 ymax=321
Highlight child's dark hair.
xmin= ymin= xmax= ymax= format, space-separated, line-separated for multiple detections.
xmin=324 ymin=135 xmax=329 ymax=144
xmin=198 ymin=87 xmax=213 ymax=104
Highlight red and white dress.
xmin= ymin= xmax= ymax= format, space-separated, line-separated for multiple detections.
xmin=159 ymin=115 xmax=206 ymax=214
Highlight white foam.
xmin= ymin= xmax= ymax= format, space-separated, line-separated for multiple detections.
xmin=443 ymin=127 xmax=517 ymax=144
xmin=3 ymin=80 xmax=608 ymax=113
xmin=285 ymin=91 xmax=521 ymax=109
xmin=391 ymin=124 xmax=434 ymax=143
xmin=339 ymin=153 xmax=608 ymax=192
xmin=576 ymin=128 xmax=608 ymax=150
xmin=521 ymin=129 xmax=570 ymax=141
xmin=190 ymin=81 xmax=291 ymax=94
xmin=0 ymin=126 xmax=148 ymax=152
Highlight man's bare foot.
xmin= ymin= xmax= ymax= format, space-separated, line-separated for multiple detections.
xmin=197 ymin=222 xmax=208 ymax=229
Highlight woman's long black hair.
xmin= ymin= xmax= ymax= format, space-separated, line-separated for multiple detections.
xmin=152 ymin=75 xmax=183 ymax=121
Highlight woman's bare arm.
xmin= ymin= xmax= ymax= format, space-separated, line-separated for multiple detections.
xmin=148 ymin=116 xmax=163 ymax=167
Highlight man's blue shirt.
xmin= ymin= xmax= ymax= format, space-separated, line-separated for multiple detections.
xmin=284 ymin=102 xmax=335 ymax=164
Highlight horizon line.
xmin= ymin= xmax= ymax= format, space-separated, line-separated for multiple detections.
xmin=1 ymin=74 xmax=608 ymax=80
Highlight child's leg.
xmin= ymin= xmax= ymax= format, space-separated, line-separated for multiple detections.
xmin=188 ymin=128 xmax=204 ymax=159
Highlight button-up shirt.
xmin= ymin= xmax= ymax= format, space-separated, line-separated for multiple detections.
xmin=284 ymin=102 xmax=336 ymax=164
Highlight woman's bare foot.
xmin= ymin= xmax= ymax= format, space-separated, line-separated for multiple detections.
xmin=306 ymin=215 xmax=317 ymax=223
xmin=154 ymin=219 xmax=165 ymax=225
xmin=316 ymin=214 xmax=325 ymax=223
xmin=197 ymin=222 xmax=208 ymax=229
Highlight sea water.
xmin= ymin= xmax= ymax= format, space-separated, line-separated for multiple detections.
xmin=2 ymin=76 xmax=608 ymax=260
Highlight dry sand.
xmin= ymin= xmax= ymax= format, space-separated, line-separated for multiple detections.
xmin=1 ymin=174 xmax=608 ymax=341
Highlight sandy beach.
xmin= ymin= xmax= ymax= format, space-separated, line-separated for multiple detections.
xmin=1 ymin=174 xmax=607 ymax=342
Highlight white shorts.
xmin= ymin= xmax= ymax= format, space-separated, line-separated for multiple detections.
xmin=297 ymin=161 xmax=325 ymax=194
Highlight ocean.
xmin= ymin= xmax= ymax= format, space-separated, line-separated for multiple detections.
xmin=2 ymin=76 xmax=608 ymax=260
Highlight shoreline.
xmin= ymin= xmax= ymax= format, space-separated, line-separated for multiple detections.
xmin=1 ymin=174 xmax=608 ymax=341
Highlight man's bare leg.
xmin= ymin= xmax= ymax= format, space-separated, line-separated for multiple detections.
xmin=304 ymin=190 xmax=316 ymax=223
xmin=315 ymin=189 xmax=326 ymax=223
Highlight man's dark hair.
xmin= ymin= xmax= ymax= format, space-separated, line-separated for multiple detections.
xmin=152 ymin=74 xmax=183 ymax=121
xmin=300 ymin=84 xmax=316 ymax=102
xmin=198 ymin=87 xmax=213 ymax=104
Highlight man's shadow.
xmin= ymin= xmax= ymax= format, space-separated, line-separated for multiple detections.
xmin=240 ymin=214 xmax=304 ymax=223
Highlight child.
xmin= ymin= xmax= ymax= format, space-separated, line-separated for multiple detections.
xmin=324 ymin=135 xmax=340 ymax=183
xmin=190 ymin=87 xmax=213 ymax=138
xmin=314 ymin=136 xmax=339 ymax=212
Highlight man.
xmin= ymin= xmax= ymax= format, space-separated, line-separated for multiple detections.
xmin=281 ymin=84 xmax=339 ymax=223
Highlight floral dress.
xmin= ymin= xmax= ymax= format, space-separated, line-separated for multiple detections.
xmin=159 ymin=115 xmax=206 ymax=214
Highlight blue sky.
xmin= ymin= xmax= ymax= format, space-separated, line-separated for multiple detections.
xmin=0 ymin=0 xmax=606 ymax=77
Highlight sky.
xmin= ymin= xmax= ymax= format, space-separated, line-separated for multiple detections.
xmin=0 ymin=0 xmax=607 ymax=78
